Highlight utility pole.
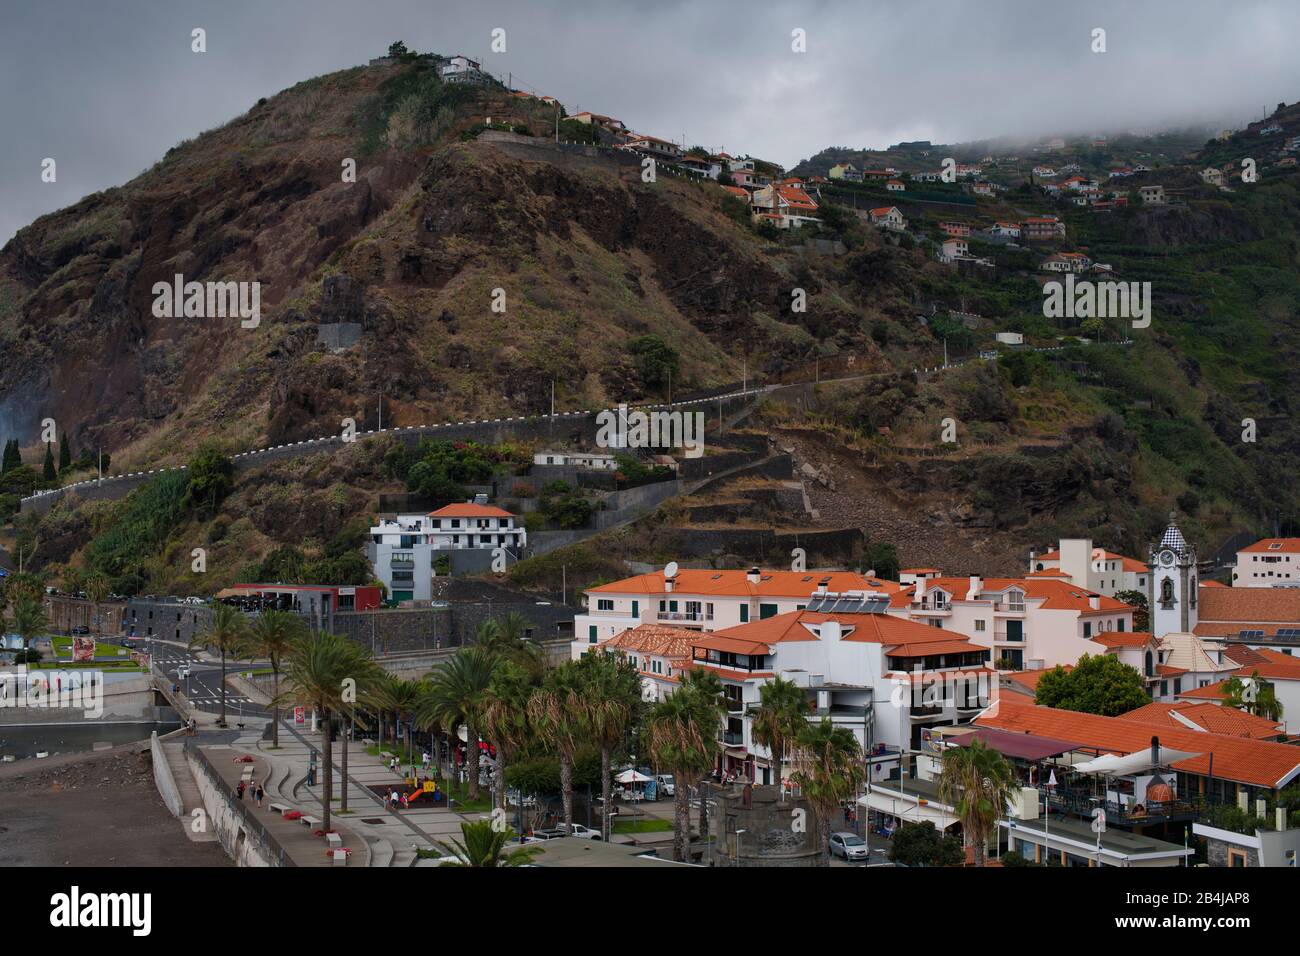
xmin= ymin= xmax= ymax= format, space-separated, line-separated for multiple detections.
xmin=97 ymin=448 xmax=102 ymax=484
xmin=551 ymin=379 xmax=555 ymax=418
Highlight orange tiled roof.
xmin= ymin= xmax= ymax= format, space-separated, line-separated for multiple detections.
xmin=975 ymin=696 xmax=1300 ymax=789
xmin=700 ymin=609 xmax=968 ymax=654
xmin=1176 ymin=680 xmax=1229 ymax=701
xmin=429 ymin=503 xmax=515 ymax=518
xmin=923 ymin=577 xmax=1131 ymax=615
xmin=601 ymin=623 xmax=699 ymax=660
xmin=588 ymin=569 xmax=900 ymax=599
xmin=1238 ymin=537 xmax=1300 ymax=553
xmin=1232 ymin=660 xmax=1300 ymax=681
xmin=1092 ymin=631 xmax=1155 ymax=648
xmin=1121 ymin=701 xmax=1284 ymax=739
xmin=1198 ymin=585 xmax=1300 ymax=625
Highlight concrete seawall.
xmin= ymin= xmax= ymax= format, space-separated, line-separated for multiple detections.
xmin=151 ymin=731 xmax=184 ymax=818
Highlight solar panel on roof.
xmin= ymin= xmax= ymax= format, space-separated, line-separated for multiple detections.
xmin=1240 ymin=629 xmax=1265 ymax=638
xmin=805 ymin=591 xmax=890 ymax=615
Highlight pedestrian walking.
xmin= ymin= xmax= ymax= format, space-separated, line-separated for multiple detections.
xmin=255 ymin=785 xmax=264 ymax=807
xmin=390 ymin=789 xmax=400 ymax=810
xmin=236 ymin=781 xmax=245 ymax=800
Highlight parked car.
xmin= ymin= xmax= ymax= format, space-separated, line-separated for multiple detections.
xmin=830 ymin=832 xmax=871 ymax=862
xmin=655 ymin=775 xmax=675 ymax=798
xmin=71 ymin=625 xmax=90 ymax=635
xmin=532 ymin=824 xmax=602 ymax=841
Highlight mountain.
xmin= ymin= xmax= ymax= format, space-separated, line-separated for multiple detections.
xmin=3 ymin=57 xmax=1300 ymax=592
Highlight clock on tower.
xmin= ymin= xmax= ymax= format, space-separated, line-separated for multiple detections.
xmin=1147 ymin=514 xmax=1198 ymax=638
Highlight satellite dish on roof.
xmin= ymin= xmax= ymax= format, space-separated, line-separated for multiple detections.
xmin=664 ymin=561 xmax=679 ymax=579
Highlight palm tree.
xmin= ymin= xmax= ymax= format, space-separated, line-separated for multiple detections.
xmin=243 ymin=610 xmax=303 ymax=748
xmin=434 ymin=820 xmax=538 ymax=867
xmin=1224 ymin=671 xmax=1284 ymax=722
xmin=642 ymin=668 xmax=724 ymax=862
xmin=280 ymin=629 xmax=378 ymax=834
xmin=791 ymin=718 xmax=864 ymax=867
xmin=937 ymin=738 xmax=1016 ymax=866
xmin=418 ymin=646 xmax=497 ymax=801
xmin=528 ymin=661 xmax=586 ymax=830
xmin=474 ymin=615 xmax=545 ymax=681
xmin=189 ymin=602 xmax=248 ymax=727
xmin=749 ymin=675 xmax=811 ymax=789
xmin=11 ymin=596 xmax=49 ymax=657
xmin=576 ymin=652 xmax=642 ymax=839
xmin=480 ymin=660 xmax=537 ymax=811
xmin=83 ymin=571 xmax=108 ymax=636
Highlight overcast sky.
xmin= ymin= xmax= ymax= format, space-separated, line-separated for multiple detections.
xmin=4 ymin=0 xmax=1300 ymax=243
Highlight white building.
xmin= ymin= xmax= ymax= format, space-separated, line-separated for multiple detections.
xmin=1139 ymin=184 xmax=1167 ymax=205
xmin=868 ymin=205 xmax=908 ymax=231
xmin=1148 ymin=518 xmax=1199 ymax=638
xmin=689 ymin=595 xmax=993 ymax=784
xmin=533 ymin=450 xmax=618 ymax=470
xmin=891 ymin=574 xmax=1135 ymax=671
xmin=369 ymin=503 xmax=525 ymax=602
xmin=1232 ymin=538 xmax=1300 ymax=587
xmin=1029 ymin=538 xmax=1149 ymax=598
xmin=572 ymin=567 xmax=901 ymax=658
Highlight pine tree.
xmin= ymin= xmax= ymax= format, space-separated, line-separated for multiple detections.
xmin=42 ymin=442 xmax=56 ymax=482
xmin=2 ymin=439 xmax=20 ymax=473
xmin=58 ymin=432 xmax=71 ymax=472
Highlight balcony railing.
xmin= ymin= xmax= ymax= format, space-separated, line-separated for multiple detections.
xmin=721 ymin=731 xmax=744 ymax=745
xmin=1045 ymin=787 xmax=1228 ymax=825
xmin=657 ymin=611 xmax=713 ymax=622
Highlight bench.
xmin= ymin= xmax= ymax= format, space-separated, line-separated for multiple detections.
xmin=302 ymin=815 xmax=321 ymax=828
xmin=269 ymin=802 xmax=291 ymax=815
xmin=331 ymin=849 xmax=348 ymax=867
xmin=325 ymin=832 xmax=343 ymax=849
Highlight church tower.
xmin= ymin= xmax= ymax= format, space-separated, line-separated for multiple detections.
xmin=1147 ymin=514 xmax=1198 ymax=638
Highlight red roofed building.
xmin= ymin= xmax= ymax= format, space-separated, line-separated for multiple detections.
xmin=895 ymin=573 xmax=1135 ymax=670
xmin=1029 ymin=537 xmax=1149 ymax=597
xmin=976 ymin=695 xmax=1300 ymax=795
xmin=597 ymin=623 xmax=699 ymax=701
xmin=750 ymin=183 xmax=820 ymax=229
xmin=1232 ymin=537 xmax=1300 ymax=587
xmin=687 ymin=603 xmax=992 ymax=782
xmin=573 ymin=566 xmax=902 ymax=656
xmin=1121 ymin=701 xmax=1287 ymax=740
xmin=369 ymin=502 xmax=525 ymax=601
xmin=866 ymin=205 xmax=908 ymax=231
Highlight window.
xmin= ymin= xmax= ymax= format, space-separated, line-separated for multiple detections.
xmin=597 ymin=599 xmax=614 ymax=612
xmin=1228 ymin=849 xmax=1248 ymax=867
xmin=740 ymin=606 xmax=749 ymax=623
xmin=974 ymin=620 xmax=986 ymax=632
xmin=759 ymin=603 xmax=779 ymax=620
xmin=1083 ymin=622 xmax=1092 ymax=638
xmin=588 ymin=626 xmax=598 ymax=644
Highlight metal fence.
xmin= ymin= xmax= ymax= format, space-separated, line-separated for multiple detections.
xmin=183 ymin=738 xmax=295 ymax=866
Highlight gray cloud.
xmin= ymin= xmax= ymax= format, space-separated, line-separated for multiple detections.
xmin=3 ymin=0 xmax=1300 ymax=243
